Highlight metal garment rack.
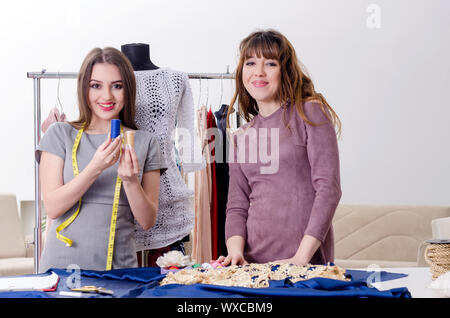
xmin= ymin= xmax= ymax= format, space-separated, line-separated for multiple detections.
xmin=27 ymin=70 xmax=235 ymax=273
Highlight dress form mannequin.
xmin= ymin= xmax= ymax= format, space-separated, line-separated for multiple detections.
xmin=124 ymin=43 xmax=201 ymax=267
xmin=121 ymin=43 xmax=159 ymax=71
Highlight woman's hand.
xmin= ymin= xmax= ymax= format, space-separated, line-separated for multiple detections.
xmin=88 ymin=135 xmax=122 ymax=172
xmin=273 ymin=235 xmax=321 ymax=266
xmin=216 ymin=252 xmax=248 ymax=266
xmin=217 ymin=235 xmax=247 ymax=266
xmin=118 ymin=144 xmax=140 ymax=184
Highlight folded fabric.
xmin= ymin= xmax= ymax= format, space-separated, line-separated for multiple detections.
xmin=0 ymin=267 xmax=411 ymax=298
xmin=0 ymin=271 xmax=58 ymax=292
xmin=346 ymin=269 xmax=407 ymax=283
xmin=133 ymin=270 xmax=410 ymax=298
xmin=137 ymin=279 xmax=410 ymax=298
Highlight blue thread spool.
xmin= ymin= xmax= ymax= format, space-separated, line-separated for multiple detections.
xmin=111 ymin=119 xmax=121 ymax=139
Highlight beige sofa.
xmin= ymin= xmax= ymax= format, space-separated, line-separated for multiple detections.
xmin=2 ymin=197 xmax=449 ymax=275
xmin=0 ymin=193 xmax=34 ymax=276
xmin=333 ymin=204 xmax=450 ymax=268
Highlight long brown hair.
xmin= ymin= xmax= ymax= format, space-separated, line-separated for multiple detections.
xmin=71 ymin=47 xmax=137 ymax=130
xmin=227 ymin=29 xmax=341 ymax=136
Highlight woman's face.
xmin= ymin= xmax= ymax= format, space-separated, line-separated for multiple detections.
xmin=88 ymin=62 xmax=125 ymax=124
xmin=242 ymin=54 xmax=280 ymax=107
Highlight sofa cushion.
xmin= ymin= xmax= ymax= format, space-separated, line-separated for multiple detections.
xmin=334 ymin=258 xmax=417 ymax=269
xmin=333 ymin=205 xmax=450 ymax=266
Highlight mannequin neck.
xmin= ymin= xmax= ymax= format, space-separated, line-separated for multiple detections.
xmin=121 ymin=43 xmax=159 ymax=71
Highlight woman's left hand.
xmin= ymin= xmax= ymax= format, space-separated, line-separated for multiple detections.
xmin=118 ymin=144 xmax=140 ymax=184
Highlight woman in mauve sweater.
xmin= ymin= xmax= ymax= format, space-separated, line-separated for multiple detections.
xmin=218 ymin=29 xmax=342 ymax=266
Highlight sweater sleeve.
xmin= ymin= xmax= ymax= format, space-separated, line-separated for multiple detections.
xmin=143 ymin=132 xmax=168 ymax=175
xmin=302 ymin=101 xmax=342 ymax=243
xmin=225 ymin=133 xmax=251 ymax=241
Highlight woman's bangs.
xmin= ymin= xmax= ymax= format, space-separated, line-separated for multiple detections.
xmin=243 ymin=35 xmax=280 ymax=61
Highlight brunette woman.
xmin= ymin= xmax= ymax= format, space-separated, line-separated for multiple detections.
xmin=219 ymin=30 xmax=342 ymax=266
xmin=37 ymin=47 xmax=166 ymax=272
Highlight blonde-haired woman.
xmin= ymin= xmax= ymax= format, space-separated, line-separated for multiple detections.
xmin=37 ymin=47 xmax=166 ymax=272
xmin=219 ymin=29 xmax=342 ymax=266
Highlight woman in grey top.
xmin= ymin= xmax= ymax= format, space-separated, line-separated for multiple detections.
xmin=37 ymin=47 xmax=167 ymax=272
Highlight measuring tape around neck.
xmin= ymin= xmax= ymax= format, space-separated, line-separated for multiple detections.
xmin=55 ymin=123 xmax=123 ymax=270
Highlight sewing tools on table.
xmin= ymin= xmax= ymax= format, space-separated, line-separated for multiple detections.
xmin=71 ymin=285 xmax=114 ymax=295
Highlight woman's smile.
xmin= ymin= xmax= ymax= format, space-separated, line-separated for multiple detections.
xmin=98 ymin=102 xmax=115 ymax=111
xmin=252 ymin=80 xmax=269 ymax=88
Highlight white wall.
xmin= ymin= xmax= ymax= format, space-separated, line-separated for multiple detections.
xmin=0 ymin=0 xmax=449 ymax=206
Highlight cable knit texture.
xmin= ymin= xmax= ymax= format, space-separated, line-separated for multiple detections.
xmin=134 ymin=68 xmax=201 ymax=251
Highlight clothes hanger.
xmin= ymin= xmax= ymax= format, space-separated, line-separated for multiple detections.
xmin=206 ymin=77 xmax=210 ymax=111
xmin=54 ymin=72 xmax=65 ymax=114
xmin=41 ymin=72 xmax=66 ymax=133
xmin=219 ymin=73 xmax=223 ymax=107
xmin=197 ymin=77 xmax=203 ymax=107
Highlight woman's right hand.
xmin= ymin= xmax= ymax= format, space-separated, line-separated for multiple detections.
xmin=217 ymin=235 xmax=247 ymax=266
xmin=88 ymin=135 xmax=122 ymax=172
xmin=216 ymin=252 xmax=248 ymax=266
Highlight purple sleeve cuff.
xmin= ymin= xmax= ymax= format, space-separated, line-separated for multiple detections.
xmin=225 ymin=208 xmax=248 ymax=241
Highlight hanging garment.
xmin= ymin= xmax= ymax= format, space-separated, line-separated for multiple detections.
xmin=206 ymin=108 xmax=219 ymax=260
xmin=41 ymin=107 xmax=66 ymax=133
xmin=214 ymin=104 xmax=231 ymax=257
xmin=191 ymin=106 xmax=213 ymax=263
xmin=134 ymin=68 xmax=203 ymax=251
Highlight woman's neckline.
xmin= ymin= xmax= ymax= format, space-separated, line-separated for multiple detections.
xmin=69 ymin=123 xmax=134 ymax=136
xmin=84 ymin=129 xmax=134 ymax=136
xmin=83 ymin=131 xmax=108 ymax=136
xmin=257 ymin=105 xmax=284 ymax=121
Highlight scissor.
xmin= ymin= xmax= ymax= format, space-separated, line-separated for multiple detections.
xmin=71 ymin=286 xmax=114 ymax=295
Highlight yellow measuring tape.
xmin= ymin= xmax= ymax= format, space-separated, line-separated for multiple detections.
xmin=56 ymin=123 xmax=123 ymax=270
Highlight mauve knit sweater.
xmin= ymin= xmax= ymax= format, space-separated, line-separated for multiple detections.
xmin=225 ymin=101 xmax=341 ymax=264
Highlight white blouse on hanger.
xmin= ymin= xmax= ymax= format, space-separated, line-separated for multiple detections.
xmin=134 ymin=67 xmax=202 ymax=251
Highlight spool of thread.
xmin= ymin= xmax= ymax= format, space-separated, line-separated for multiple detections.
xmin=111 ymin=119 xmax=121 ymax=139
xmin=424 ymin=241 xmax=450 ymax=280
xmin=124 ymin=130 xmax=135 ymax=148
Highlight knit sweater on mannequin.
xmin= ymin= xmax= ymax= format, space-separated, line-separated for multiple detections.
xmin=134 ymin=68 xmax=202 ymax=250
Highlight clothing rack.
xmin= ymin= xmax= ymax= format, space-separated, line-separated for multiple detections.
xmin=27 ymin=70 xmax=235 ymax=274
